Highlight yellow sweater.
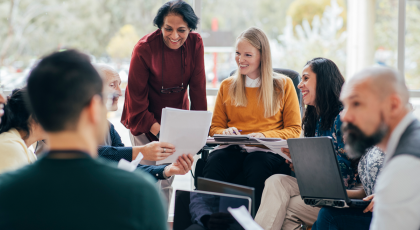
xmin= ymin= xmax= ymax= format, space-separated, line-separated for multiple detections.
xmin=210 ymin=77 xmax=302 ymax=139
xmin=0 ymin=128 xmax=37 ymax=174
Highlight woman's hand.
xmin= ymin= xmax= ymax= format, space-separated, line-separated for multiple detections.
xmin=363 ymin=194 xmax=375 ymax=213
xmin=137 ymin=141 xmax=175 ymax=161
xmin=164 ymin=154 xmax=194 ymax=177
xmin=222 ymin=127 xmax=241 ymax=135
xmin=249 ymin=133 xmax=265 ymax=138
xmin=282 ymin=148 xmax=294 ymax=171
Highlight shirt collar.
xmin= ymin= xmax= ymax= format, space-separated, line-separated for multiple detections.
xmin=384 ymin=112 xmax=415 ymax=163
xmin=245 ymin=76 xmax=261 ymax=88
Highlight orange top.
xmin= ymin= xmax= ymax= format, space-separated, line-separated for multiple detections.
xmin=210 ymin=77 xmax=302 ymax=139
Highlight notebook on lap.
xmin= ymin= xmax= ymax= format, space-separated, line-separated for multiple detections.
xmin=287 ymin=137 xmax=370 ymax=208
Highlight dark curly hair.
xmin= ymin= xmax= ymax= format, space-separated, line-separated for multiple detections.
xmin=153 ymin=0 xmax=199 ymax=30
xmin=0 ymin=88 xmax=35 ymax=139
xmin=302 ymin=58 xmax=345 ymax=137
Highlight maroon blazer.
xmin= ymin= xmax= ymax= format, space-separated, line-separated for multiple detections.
xmin=121 ymin=29 xmax=207 ymax=140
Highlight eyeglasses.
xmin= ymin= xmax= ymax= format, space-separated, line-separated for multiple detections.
xmin=161 ymin=38 xmax=184 ymax=94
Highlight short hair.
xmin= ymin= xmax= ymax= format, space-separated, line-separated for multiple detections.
xmin=26 ymin=50 xmax=103 ymax=132
xmin=0 ymin=88 xmax=35 ymax=138
xmin=348 ymin=67 xmax=409 ymax=103
xmin=94 ymin=64 xmax=118 ymax=80
xmin=153 ymin=0 xmax=199 ymax=30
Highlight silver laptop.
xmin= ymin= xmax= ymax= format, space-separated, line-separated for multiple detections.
xmin=288 ymin=137 xmax=370 ymax=208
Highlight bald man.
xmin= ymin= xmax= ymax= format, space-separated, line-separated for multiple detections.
xmin=340 ymin=67 xmax=420 ymax=230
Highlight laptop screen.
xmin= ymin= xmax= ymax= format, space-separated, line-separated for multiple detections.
xmin=173 ymin=190 xmax=251 ymax=230
xmin=197 ymin=177 xmax=255 ymax=217
xmin=288 ymin=137 xmax=349 ymax=201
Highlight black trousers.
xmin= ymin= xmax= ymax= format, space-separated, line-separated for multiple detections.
xmin=202 ymin=145 xmax=290 ymax=211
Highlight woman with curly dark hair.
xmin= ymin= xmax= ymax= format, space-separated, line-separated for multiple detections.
xmin=0 ymin=88 xmax=46 ymax=174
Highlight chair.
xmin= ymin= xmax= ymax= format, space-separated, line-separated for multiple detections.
xmin=193 ymin=68 xmax=302 ymax=188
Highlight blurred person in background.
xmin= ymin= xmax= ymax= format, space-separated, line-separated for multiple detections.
xmin=0 ymin=50 xmax=168 ymax=229
xmin=0 ymin=88 xmax=46 ymax=174
xmin=96 ymin=64 xmax=194 ymax=181
xmin=0 ymin=93 xmax=5 ymax=124
xmin=122 ymin=0 xmax=207 ymax=203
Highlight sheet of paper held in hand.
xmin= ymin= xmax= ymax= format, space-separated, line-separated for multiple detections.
xmin=228 ymin=206 xmax=264 ymax=230
xmin=253 ymin=138 xmax=292 ymax=162
xmin=157 ymin=108 xmax=213 ymax=164
xmin=118 ymin=151 xmax=144 ymax=172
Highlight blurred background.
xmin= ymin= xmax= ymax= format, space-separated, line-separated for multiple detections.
xmin=1 ymin=0 xmax=419 ymax=217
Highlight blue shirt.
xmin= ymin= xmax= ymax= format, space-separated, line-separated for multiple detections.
xmin=315 ymin=112 xmax=357 ymax=189
xmin=98 ymin=123 xmax=167 ymax=180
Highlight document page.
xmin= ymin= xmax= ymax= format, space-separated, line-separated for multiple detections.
xmin=228 ymin=206 xmax=264 ymax=230
xmin=252 ymin=138 xmax=292 ymax=162
xmin=157 ymin=108 xmax=212 ymax=164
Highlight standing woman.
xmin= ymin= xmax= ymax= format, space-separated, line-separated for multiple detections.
xmin=121 ymin=0 xmax=207 ymax=201
xmin=203 ymin=27 xmax=302 ymax=211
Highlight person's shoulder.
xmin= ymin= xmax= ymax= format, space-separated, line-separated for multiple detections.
xmin=188 ymin=31 xmax=203 ymax=43
xmin=133 ymin=29 xmax=161 ymax=53
xmin=0 ymin=131 xmax=28 ymax=158
xmin=0 ymin=163 xmax=37 ymax=192
xmin=219 ymin=77 xmax=235 ymax=92
xmin=93 ymin=159 xmax=157 ymax=187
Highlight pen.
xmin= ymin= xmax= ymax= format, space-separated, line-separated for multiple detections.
xmin=233 ymin=130 xmax=243 ymax=135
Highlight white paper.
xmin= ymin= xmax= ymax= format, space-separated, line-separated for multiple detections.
xmin=252 ymin=138 xmax=292 ymax=162
xmin=228 ymin=206 xmax=264 ymax=230
xmin=118 ymin=152 xmax=144 ymax=172
xmin=157 ymin=108 xmax=212 ymax=164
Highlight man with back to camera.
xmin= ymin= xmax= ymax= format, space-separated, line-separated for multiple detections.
xmin=0 ymin=50 xmax=168 ymax=229
xmin=340 ymin=66 xmax=420 ymax=230
xmin=35 ymin=63 xmax=194 ymax=182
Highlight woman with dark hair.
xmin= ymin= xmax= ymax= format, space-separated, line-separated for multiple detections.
xmin=0 ymin=88 xmax=46 ymax=174
xmin=121 ymin=0 xmax=207 ymax=202
xmin=255 ymin=58 xmax=358 ymax=230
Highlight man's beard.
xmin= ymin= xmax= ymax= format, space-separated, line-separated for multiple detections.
xmin=342 ymin=121 xmax=388 ymax=159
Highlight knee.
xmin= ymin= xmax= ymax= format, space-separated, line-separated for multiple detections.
xmin=316 ymin=207 xmax=335 ymax=223
xmin=264 ymin=174 xmax=295 ymax=188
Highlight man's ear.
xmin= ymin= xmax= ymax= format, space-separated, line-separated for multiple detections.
xmin=388 ymin=93 xmax=403 ymax=116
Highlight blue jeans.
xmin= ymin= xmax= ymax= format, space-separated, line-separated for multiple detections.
xmin=312 ymin=207 xmax=372 ymax=230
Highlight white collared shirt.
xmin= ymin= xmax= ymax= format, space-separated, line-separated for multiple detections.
xmin=245 ymin=76 xmax=261 ymax=88
xmin=370 ymin=113 xmax=420 ymax=230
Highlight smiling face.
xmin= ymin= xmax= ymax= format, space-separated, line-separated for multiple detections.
xmin=298 ymin=65 xmax=317 ymax=106
xmin=161 ymin=13 xmax=190 ymax=50
xmin=235 ymin=39 xmax=261 ymax=79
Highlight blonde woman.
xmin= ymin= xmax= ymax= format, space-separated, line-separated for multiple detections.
xmin=203 ymin=27 xmax=301 ymax=212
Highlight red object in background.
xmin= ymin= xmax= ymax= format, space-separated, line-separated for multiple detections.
xmin=212 ymin=18 xmax=218 ymax=87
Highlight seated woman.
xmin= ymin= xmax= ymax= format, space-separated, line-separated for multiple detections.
xmin=312 ymin=146 xmax=385 ymax=230
xmin=255 ymin=57 xmax=358 ymax=230
xmin=0 ymin=88 xmax=46 ymax=174
xmin=203 ymin=27 xmax=302 ymax=211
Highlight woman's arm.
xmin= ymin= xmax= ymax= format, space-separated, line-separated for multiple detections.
xmin=209 ymin=81 xmax=229 ymax=136
xmin=262 ymin=78 xmax=302 ymax=139
xmin=121 ymin=43 xmax=158 ymax=136
xmin=189 ymin=34 xmax=207 ymax=111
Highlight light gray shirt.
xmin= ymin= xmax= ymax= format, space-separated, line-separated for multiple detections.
xmin=370 ymin=113 xmax=420 ymax=230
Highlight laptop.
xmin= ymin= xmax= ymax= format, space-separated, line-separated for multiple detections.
xmin=197 ymin=177 xmax=256 ymax=217
xmin=287 ymin=137 xmax=371 ymax=208
xmin=173 ymin=189 xmax=252 ymax=230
